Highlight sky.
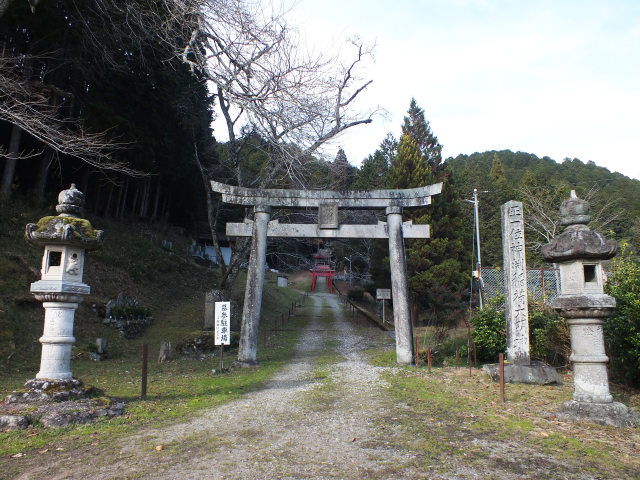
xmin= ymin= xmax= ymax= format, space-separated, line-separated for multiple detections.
xmin=282 ymin=0 xmax=640 ymax=180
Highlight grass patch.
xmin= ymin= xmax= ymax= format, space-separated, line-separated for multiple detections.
xmin=367 ymin=365 xmax=640 ymax=478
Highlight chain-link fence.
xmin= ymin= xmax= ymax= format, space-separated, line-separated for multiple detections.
xmin=481 ymin=267 xmax=560 ymax=304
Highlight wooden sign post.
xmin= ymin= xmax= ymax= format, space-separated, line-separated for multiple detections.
xmin=215 ymin=301 xmax=231 ymax=371
xmin=376 ymin=288 xmax=391 ymax=324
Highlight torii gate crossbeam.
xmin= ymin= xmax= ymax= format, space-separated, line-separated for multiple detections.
xmin=211 ymin=180 xmax=443 ymax=366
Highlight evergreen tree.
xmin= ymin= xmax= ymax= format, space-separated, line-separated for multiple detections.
xmin=401 ymin=98 xmax=442 ymax=168
xmin=330 ymin=147 xmax=353 ymax=191
xmin=388 ymin=135 xmax=432 ymax=189
xmin=385 ymin=99 xmax=469 ymax=325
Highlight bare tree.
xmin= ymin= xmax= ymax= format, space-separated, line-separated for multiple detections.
xmin=520 ymin=183 xmax=621 ymax=251
xmin=172 ymin=0 xmax=378 ymax=289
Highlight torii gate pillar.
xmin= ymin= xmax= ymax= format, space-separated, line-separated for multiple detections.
xmin=386 ymin=206 xmax=414 ymax=364
xmin=237 ymin=205 xmax=271 ymax=366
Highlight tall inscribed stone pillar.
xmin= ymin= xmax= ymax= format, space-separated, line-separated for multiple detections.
xmin=501 ymin=201 xmax=530 ymax=365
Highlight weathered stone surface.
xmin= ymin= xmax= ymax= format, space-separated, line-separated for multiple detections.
xmin=26 ymin=184 xmax=103 ymax=384
xmin=158 ymin=341 xmax=173 ymax=363
xmin=237 ymin=206 xmax=271 ymax=366
xmin=501 ymin=201 xmax=530 ymax=365
xmin=386 ymin=206 xmax=414 ymax=365
xmin=542 ymin=192 xmax=616 ymax=262
xmin=541 ymin=225 xmax=617 ymax=262
xmin=556 ymin=400 xmax=640 ymax=427
xmin=1 ymin=391 xmax=125 ymax=430
xmin=25 ymin=185 xmax=103 ymax=250
xmin=103 ymin=315 xmax=153 ymax=338
xmin=226 ymin=219 xmax=430 ymax=239
xmin=211 ymin=180 xmax=442 ymax=209
xmin=483 ymin=360 xmax=562 ymax=385
xmin=0 ymin=415 xmax=29 ymax=430
xmin=551 ymin=294 xmax=616 ymax=318
xmin=542 ymin=191 xmax=625 ymax=418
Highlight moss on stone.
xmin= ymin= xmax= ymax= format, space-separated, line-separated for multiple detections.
xmin=35 ymin=216 xmax=100 ymax=240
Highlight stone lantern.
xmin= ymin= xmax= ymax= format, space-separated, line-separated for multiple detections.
xmin=24 ymin=184 xmax=103 ymax=390
xmin=542 ymin=191 xmax=638 ymax=426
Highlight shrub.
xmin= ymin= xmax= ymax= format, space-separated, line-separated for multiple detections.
xmin=347 ymin=287 xmax=364 ymax=301
xmin=604 ymin=245 xmax=640 ymax=386
xmin=470 ymin=297 xmax=506 ymax=362
xmin=470 ymin=296 xmax=569 ymax=366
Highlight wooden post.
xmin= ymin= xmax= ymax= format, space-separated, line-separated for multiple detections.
xmin=468 ymin=325 xmax=472 ymax=377
xmin=427 ymin=347 xmax=432 ymax=373
xmin=415 ymin=337 xmax=420 ymax=368
xmin=141 ymin=344 xmax=148 ymax=399
xmin=456 ymin=345 xmax=460 ymax=369
xmin=220 ymin=345 xmax=224 ymax=371
xmin=473 ymin=341 xmax=477 ymax=367
xmin=499 ymin=353 xmax=505 ymax=403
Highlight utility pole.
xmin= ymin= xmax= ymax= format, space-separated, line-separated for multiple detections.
xmin=344 ymin=256 xmax=352 ymax=287
xmin=466 ymin=188 xmax=486 ymax=309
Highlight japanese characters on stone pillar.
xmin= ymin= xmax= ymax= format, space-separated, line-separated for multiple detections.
xmin=501 ymin=201 xmax=530 ymax=365
xmin=24 ymin=184 xmax=103 ymax=390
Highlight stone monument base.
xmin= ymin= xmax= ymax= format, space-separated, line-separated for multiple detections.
xmin=232 ymin=360 xmax=258 ymax=368
xmin=483 ymin=360 xmax=562 ymax=385
xmin=1 ymin=378 xmax=124 ymax=431
xmin=556 ymin=400 xmax=640 ymax=427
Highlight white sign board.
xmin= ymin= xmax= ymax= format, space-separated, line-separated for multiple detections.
xmin=376 ymin=288 xmax=391 ymax=300
xmin=215 ymin=301 xmax=231 ymax=345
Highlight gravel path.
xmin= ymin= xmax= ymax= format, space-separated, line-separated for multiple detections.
xmin=10 ymin=288 xmax=639 ymax=479
xmin=14 ymin=290 xmax=413 ymax=480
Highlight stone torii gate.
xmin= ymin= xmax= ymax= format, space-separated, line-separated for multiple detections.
xmin=211 ymin=180 xmax=442 ymax=366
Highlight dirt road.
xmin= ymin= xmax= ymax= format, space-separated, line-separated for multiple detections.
xmin=9 ymin=288 xmax=640 ymax=479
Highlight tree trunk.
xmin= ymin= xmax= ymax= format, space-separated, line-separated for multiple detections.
xmin=104 ymin=181 xmax=115 ymax=217
xmin=152 ymin=178 xmax=161 ymax=220
xmin=93 ymin=180 xmax=102 ymax=215
xmin=34 ymin=150 xmax=54 ymax=206
xmin=118 ymin=176 xmax=129 ymax=218
xmin=131 ymin=181 xmax=140 ymax=217
xmin=140 ymin=177 xmax=150 ymax=218
xmin=0 ymin=124 xmax=23 ymax=200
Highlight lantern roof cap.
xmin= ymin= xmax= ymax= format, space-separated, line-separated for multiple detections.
xmin=25 ymin=184 xmax=103 ymax=250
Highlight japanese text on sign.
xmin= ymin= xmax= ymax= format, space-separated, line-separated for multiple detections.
xmin=215 ymin=301 xmax=231 ymax=345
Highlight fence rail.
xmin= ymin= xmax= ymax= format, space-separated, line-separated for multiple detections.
xmin=481 ymin=267 xmax=560 ymax=304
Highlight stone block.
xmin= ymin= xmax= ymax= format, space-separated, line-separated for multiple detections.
xmin=0 ymin=415 xmax=30 ymax=431
xmin=556 ymin=400 xmax=640 ymax=427
xmin=483 ymin=360 xmax=562 ymax=385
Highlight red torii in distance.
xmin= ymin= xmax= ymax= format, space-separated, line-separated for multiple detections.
xmin=310 ymin=253 xmax=335 ymax=293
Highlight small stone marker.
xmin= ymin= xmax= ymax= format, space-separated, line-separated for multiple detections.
xmin=501 ymin=200 xmax=530 ymax=365
xmin=158 ymin=341 xmax=173 ymax=363
xmin=204 ymin=291 xmax=215 ymax=329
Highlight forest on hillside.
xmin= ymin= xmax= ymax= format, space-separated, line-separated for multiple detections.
xmin=2 ymin=0 xmax=640 ymax=328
